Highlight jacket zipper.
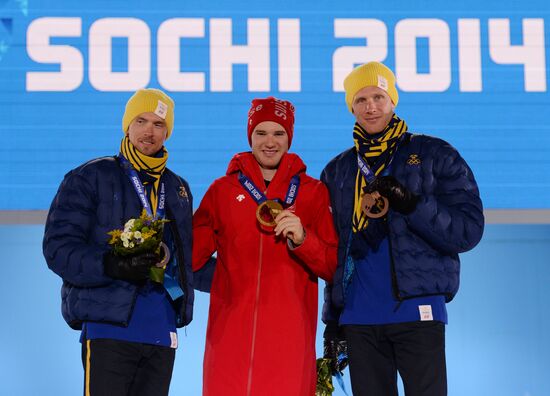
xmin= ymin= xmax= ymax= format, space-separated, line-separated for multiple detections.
xmin=246 ymin=233 xmax=264 ymax=396
xmin=387 ymin=217 xmax=403 ymax=304
xmin=166 ymin=206 xmax=189 ymax=327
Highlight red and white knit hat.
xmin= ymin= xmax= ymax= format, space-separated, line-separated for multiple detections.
xmin=247 ymin=97 xmax=295 ymax=147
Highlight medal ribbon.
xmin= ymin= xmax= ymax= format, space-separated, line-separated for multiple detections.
xmin=352 ymin=115 xmax=408 ymax=232
xmin=335 ymin=371 xmax=351 ymax=396
xmin=356 ymin=154 xmax=382 ymax=184
xmin=356 ymin=133 xmax=404 ymax=188
xmin=119 ymin=154 xmax=166 ymax=220
xmin=161 ymin=238 xmax=185 ymax=301
xmin=238 ymin=172 xmax=300 ymax=207
xmin=120 ymin=135 xmax=167 ymax=217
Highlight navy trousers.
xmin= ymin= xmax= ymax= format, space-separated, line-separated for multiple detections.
xmin=344 ymin=321 xmax=447 ymax=396
xmin=81 ymin=338 xmax=175 ymax=396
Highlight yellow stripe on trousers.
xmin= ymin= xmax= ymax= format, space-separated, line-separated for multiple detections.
xmin=85 ymin=339 xmax=91 ymax=396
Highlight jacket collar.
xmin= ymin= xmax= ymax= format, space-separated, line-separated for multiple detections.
xmin=225 ymin=152 xmax=307 ymax=193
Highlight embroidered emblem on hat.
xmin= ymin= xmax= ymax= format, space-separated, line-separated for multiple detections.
xmin=155 ymin=100 xmax=168 ymax=119
xmin=236 ymin=194 xmax=245 ymax=202
xmin=407 ymin=154 xmax=421 ymax=166
xmin=377 ymin=75 xmax=388 ymax=91
xmin=179 ymin=185 xmax=188 ymax=199
xmin=273 ymin=98 xmax=289 ymax=121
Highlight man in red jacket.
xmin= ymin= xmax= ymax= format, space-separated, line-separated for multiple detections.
xmin=193 ymin=97 xmax=338 ymax=396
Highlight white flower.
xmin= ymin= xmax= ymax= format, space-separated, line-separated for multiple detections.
xmin=124 ymin=219 xmax=135 ymax=232
xmin=123 ymin=240 xmax=129 ymax=248
xmin=129 ymin=242 xmax=135 ymax=248
xmin=134 ymin=231 xmax=142 ymax=239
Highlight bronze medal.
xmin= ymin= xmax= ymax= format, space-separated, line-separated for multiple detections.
xmin=256 ymin=200 xmax=284 ymax=227
xmin=156 ymin=241 xmax=171 ymax=268
xmin=361 ymin=191 xmax=389 ymax=219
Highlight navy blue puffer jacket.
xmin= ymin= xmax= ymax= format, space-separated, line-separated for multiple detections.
xmin=321 ymin=133 xmax=484 ymax=323
xmin=43 ymin=156 xmax=194 ymax=329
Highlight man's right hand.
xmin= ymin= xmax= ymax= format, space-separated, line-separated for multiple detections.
xmin=103 ymin=252 xmax=158 ymax=283
xmin=323 ymin=322 xmax=349 ymax=375
xmin=366 ymin=176 xmax=418 ymax=214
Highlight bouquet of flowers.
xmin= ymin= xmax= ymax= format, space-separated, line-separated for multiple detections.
xmin=108 ymin=209 xmax=168 ymax=256
xmin=107 ymin=209 xmax=170 ymax=282
xmin=316 ymin=358 xmax=335 ymax=396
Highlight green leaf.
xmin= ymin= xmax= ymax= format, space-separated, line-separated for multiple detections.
xmin=316 ymin=358 xmax=334 ymax=396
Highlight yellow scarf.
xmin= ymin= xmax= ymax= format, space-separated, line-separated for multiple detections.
xmin=120 ymin=136 xmax=168 ymax=216
xmin=352 ymin=115 xmax=407 ymax=232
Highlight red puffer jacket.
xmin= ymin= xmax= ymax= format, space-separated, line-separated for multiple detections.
xmin=193 ymin=152 xmax=338 ymax=396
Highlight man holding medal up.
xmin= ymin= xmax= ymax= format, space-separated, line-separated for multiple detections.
xmin=192 ymin=97 xmax=338 ymax=395
xmin=43 ymin=88 xmax=194 ymax=395
xmin=321 ymin=62 xmax=484 ymax=395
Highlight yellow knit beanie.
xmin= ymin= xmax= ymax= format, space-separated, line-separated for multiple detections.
xmin=343 ymin=62 xmax=399 ymax=112
xmin=122 ymin=88 xmax=175 ymax=139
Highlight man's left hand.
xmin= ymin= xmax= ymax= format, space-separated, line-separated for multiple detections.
xmin=274 ymin=210 xmax=305 ymax=246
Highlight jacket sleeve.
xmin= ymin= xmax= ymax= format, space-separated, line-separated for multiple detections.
xmin=192 ymin=184 xmax=218 ymax=289
xmin=290 ymin=182 xmax=339 ymax=283
xmin=404 ymin=142 xmax=484 ymax=254
xmin=43 ymin=169 xmax=112 ymax=287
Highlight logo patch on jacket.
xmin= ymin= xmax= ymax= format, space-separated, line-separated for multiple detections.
xmin=179 ymin=185 xmax=188 ymax=199
xmin=236 ymin=194 xmax=245 ymax=202
xmin=407 ymin=154 xmax=421 ymax=166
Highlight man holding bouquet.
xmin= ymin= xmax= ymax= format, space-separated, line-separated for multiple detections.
xmin=43 ymin=88 xmax=194 ymax=396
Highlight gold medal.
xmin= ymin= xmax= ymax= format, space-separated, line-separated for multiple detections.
xmin=256 ymin=200 xmax=283 ymax=227
xmin=361 ymin=192 xmax=389 ymax=219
